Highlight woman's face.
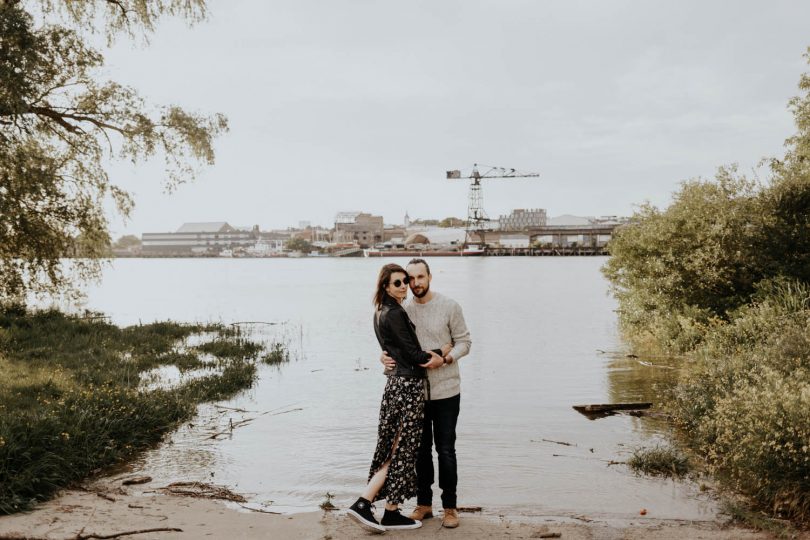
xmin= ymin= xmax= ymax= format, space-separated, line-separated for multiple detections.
xmin=385 ymin=271 xmax=409 ymax=302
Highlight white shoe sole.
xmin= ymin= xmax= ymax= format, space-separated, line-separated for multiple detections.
xmin=347 ymin=509 xmax=386 ymax=534
xmin=383 ymin=520 xmax=422 ymax=530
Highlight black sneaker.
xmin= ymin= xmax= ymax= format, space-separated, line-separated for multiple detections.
xmin=347 ymin=497 xmax=386 ymax=534
xmin=381 ymin=508 xmax=422 ymax=530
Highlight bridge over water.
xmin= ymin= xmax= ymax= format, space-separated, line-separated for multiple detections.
xmin=466 ymin=223 xmax=623 ymax=255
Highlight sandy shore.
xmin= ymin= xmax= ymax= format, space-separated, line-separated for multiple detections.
xmin=0 ymin=475 xmax=797 ymax=540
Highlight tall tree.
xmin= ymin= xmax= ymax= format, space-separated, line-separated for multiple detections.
xmin=0 ymin=0 xmax=227 ymax=302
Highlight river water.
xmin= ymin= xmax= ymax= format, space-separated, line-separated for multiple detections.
xmin=79 ymin=257 xmax=715 ymax=520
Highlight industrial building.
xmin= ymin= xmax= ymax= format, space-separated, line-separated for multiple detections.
xmin=498 ymin=208 xmax=548 ymax=230
xmin=333 ymin=212 xmax=384 ymax=248
xmin=141 ymin=222 xmax=257 ymax=255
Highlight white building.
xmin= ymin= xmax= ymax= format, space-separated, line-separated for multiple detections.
xmin=142 ymin=222 xmax=256 ymax=254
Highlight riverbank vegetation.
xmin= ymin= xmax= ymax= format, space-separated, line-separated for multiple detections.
xmin=603 ymin=50 xmax=810 ymax=525
xmin=0 ymin=1 xmax=226 ymax=303
xmin=627 ymin=445 xmax=690 ymax=479
xmin=0 ymin=307 xmax=276 ymax=514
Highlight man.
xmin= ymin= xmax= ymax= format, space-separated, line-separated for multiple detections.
xmin=381 ymin=258 xmax=471 ymax=529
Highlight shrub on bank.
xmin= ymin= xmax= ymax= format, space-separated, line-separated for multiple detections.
xmin=603 ymin=50 xmax=810 ymax=525
xmin=0 ymin=308 xmax=271 ymax=514
xmin=606 ymin=185 xmax=810 ymax=523
xmin=671 ymin=280 xmax=810 ymax=522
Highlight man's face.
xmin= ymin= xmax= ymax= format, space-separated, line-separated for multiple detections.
xmin=406 ymin=262 xmax=431 ymax=298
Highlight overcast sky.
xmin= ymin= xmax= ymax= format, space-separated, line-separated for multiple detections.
xmin=101 ymin=0 xmax=810 ymax=235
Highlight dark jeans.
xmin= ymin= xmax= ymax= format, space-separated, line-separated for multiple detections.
xmin=416 ymin=393 xmax=460 ymax=509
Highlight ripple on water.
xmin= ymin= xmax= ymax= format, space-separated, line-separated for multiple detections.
xmin=87 ymin=258 xmax=719 ymax=520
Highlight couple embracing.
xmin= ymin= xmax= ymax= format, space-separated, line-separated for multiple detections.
xmin=348 ymin=258 xmax=472 ymax=534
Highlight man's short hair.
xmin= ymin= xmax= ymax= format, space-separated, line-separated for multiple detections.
xmin=407 ymin=258 xmax=431 ymax=275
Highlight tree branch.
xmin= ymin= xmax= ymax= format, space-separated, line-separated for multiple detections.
xmin=104 ymin=0 xmax=131 ymax=19
xmin=75 ymin=527 xmax=183 ymax=539
xmin=28 ymin=105 xmax=132 ymax=136
xmin=32 ymin=80 xmax=88 ymax=106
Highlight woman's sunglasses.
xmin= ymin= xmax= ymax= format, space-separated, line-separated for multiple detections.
xmin=390 ymin=276 xmax=411 ymax=287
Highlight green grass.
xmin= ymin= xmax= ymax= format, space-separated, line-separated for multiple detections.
xmin=195 ymin=337 xmax=264 ymax=360
xmin=721 ymin=500 xmax=802 ymax=539
xmin=0 ymin=307 xmax=282 ymax=514
xmin=260 ymin=341 xmax=290 ymax=365
xmin=627 ymin=445 xmax=690 ymax=478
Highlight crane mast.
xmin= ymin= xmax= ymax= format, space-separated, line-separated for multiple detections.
xmin=446 ymin=164 xmax=540 ymax=248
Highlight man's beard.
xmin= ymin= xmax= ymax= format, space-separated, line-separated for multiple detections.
xmin=411 ymin=284 xmax=430 ymax=298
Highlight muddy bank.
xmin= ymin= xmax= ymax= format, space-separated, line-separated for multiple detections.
xmin=0 ymin=476 xmax=789 ymax=540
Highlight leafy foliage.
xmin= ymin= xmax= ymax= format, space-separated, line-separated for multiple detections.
xmin=0 ymin=0 xmax=227 ymax=302
xmin=438 ymin=216 xmax=464 ymax=228
xmin=604 ymin=169 xmax=762 ymax=327
xmin=671 ymin=279 xmax=810 ymax=522
xmin=112 ymin=234 xmax=140 ymax=249
xmin=286 ymin=237 xmax=312 ymax=253
xmin=604 ymin=142 xmax=810 ymax=351
xmin=603 ymin=48 xmax=810 ymax=524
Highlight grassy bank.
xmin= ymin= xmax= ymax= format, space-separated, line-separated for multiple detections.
xmin=0 ymin=307 xmax=279 ymax=514
xmin=602 ymin=50 xmax=810 ymax=527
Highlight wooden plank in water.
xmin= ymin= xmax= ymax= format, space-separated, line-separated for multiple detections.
xmin=572 ymin=402 xmax=652 ymax=414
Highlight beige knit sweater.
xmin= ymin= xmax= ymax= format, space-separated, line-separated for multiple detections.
xmin=404 ymin=292 xmax=471 ymax=400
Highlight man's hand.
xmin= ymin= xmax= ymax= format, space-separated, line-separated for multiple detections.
xmin=380 ymin=350 xmax=396 ymax=370
xmin=419 ymin=350 xmax=445 ymax=369
xmin=444 ymin=354 xmax=454 ymax=365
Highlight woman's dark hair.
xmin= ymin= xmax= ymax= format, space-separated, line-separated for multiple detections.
xmin=373 ymin=263 xmax=407 ymax=308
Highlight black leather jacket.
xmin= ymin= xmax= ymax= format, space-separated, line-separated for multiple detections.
xmin=374 ymin=294 xmax=435 ymax=378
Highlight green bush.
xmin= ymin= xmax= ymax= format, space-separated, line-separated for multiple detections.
xmin=602 ymin=49 xmax=810 ymax=525
xmin=670 ymin=280 xmax=810 ymax=522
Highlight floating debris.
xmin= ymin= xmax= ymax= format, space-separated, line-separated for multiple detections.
xmin=531 ymin=438 xmax=576 ymax=447
xmin=159 ymin=481 xmax=246 ymax=503
xmin=637 ymin=360 xmax=675 ymax=370
xmin=573 ymin=402 xmax=652 ymax=419
xmin=122 ymin=475 xmax=152 ymax=486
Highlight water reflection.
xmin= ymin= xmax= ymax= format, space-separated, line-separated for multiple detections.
xmin=604 ymin=351 xmax=682 ymax=436
xmin=84 ymin=258 xmax=717 ymax=520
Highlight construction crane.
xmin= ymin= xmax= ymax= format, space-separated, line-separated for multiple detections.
xmin=446 ymin=164 xmax=540 ymax=248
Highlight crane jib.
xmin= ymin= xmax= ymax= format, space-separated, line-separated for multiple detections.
xmin=447 ymin=164 xmax=541 ymax=249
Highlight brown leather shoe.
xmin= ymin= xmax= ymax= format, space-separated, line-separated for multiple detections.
xmin=442 ymin=508 xmax=459 ymax=528
xmin=409 ymin=505 xmax=433 ymax=521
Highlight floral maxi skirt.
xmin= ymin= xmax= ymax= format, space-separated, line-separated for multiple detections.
xmin=368 ymin=376 xmax=426 ymax=505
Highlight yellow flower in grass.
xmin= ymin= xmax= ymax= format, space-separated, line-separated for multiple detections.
xmin=60 ymin=432 xmax=70 ymax=441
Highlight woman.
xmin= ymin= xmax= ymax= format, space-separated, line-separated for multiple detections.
xmin=347 ymin=263 xmax=446 ymax=533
